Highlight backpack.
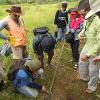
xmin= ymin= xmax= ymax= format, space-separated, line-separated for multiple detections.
xmin=41 ymin=34 xmax=56 ymax=53
xmin=33 ymin=27 xmax=49 ymax=35
xmin=0 ymin=43 xmax=12 ymax=56
xmin=33 ymin=27 xmax=56 ymax=53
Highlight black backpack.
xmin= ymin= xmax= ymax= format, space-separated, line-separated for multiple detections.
xmin=33 ymin=27 xmax=56 ymax=52
xmin=33 ymin=27 xmax=49 ymax=35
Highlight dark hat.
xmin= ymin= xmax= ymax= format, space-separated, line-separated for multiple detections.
xmin=61 ymin=1 xmax=67 ymax=8
xmin=6 ymin=6 xmax=23 ymax=16
xmin=68 ymin=8 xmax=78 ymax=13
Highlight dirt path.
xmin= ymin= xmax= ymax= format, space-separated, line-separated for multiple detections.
xmin=44 ymin=43 xmax=100 ymax=100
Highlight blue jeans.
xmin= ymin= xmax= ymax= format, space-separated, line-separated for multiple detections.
xmin=17 ymin=86 xmax=38 ymax=98
xmin=56 ymin=27 xmax=67 ymax=41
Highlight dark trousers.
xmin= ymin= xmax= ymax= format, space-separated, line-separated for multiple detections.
xmin=70 ymin=40 xmax=79 ymax=63
xmin=36 ymin=50 xmax=54 ymax=69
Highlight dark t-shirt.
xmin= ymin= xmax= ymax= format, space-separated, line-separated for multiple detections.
xmin=54 ymin=10 xmax=68 ymax=28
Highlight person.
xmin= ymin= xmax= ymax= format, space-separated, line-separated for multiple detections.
xmin=68 ymin=8 xmax=84 ymax=69
xmin=0 ymin=62 xmax=6 ymax=91
xmin=93 ymin=56 xmax=100 ymax=63
xmin=33 ymin=27 xmax=56 ymax=70
xmin=7 ymin=59 xmax=48 ymax=98
xmin=0 ymin=32 xmax=9 ymax=91
xmin=0 ymin=6 xmax=27 ymax=60
xmin=78 ymin=0 xmax=100 ymax=93
xmin=54 ymin=1 xmax=68 ymax=41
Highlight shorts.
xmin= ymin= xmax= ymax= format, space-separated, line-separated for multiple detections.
xmin=11 ymin=46 xmax=27 ymax=59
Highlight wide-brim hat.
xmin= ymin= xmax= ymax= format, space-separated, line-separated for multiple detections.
xmin=24 ymin=59 xmax=41 ymax=70
xmin=78 ymin=0 xmax=91 ymax=11
xmin=85 ymin=0 xmax=100 ymax=18
xmin=6 ymin=6 xmax=23 ymax=16
xmin=78 ymin=0 xmax=100 ymax=18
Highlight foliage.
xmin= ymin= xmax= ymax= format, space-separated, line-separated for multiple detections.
xmin=0 ymin=2 xmax=79 ymax=100
xmin=0 ymin=0 xmax=79 ymax=4
xmin=1 ymin=1 xmax=99 ymax=100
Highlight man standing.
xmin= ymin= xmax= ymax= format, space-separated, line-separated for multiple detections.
xmin=0 ymin=6 xmax=27 ymax=87
xmin=0 ymin=6 xmax=27 ymax=60
xmin=54 ymin=1 xmax=68 ymax=41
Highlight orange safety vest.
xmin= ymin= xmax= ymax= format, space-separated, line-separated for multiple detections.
xmin=7 ymin=16 xmax=26 ymax=47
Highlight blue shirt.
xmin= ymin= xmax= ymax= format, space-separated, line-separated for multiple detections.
xmin=13 ymin=69 xmax=42 ymax=90
xmin=14 ymin=69 xmax=32 ymax=87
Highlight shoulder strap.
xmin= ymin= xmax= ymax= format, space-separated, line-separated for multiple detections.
xmin=58 ymin=10 xmax=62 ymax=18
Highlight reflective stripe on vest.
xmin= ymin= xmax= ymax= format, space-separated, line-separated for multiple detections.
xmin=7 ymin=16 xmax=26 ymax=47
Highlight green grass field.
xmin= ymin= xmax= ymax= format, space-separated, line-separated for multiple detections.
xmin=0 ymin=1 xmax=100 ymax=100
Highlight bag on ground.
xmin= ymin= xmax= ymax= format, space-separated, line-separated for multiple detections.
xmin=0 ymin=43 xmax=12 ymax=56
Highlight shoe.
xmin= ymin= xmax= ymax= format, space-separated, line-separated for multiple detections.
xmin=73 ymin=63 xmax=78 ymax=69
xmin=85 ymin=88 xmax=95 ymax=94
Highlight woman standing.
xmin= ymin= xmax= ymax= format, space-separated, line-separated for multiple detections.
xmin=68 ymin=8 xmax=84 ymax=69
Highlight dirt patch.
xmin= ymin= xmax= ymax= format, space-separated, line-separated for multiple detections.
xmin=43 ymin=43 xmax=100 ymax=100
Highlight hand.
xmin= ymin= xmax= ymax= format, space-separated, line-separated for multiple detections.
xmin=78 ymin=34 xmax=86 ymax=42
xmin=93 ymin=56 xmax=100 ymax=64
xmin=79 ymin=37 xmax=86 ymax=44
xmin=78 ymin=30 xmax=86 ymax=43
xmin=70 ymin=29 xmax=75 ymax=33
xmin=42 ymin=85 xmax=49 ymax=94
xmin=79 ymin=35 xmax=86 ymax=40
xmin=5 ymin=39 xmax=9 ymax=43
xmin=80 ymin=54 xmax=88 ymax=61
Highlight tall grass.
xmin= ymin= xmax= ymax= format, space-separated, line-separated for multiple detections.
xmin=0 ymin=2 xmax=79 ymax=100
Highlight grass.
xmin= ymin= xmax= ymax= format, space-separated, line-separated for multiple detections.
xmin=0 ymin=1 xmax=100 ymax=100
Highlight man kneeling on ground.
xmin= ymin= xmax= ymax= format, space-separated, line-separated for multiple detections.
xmin=7 ymin=59 xmax=48 ymax=98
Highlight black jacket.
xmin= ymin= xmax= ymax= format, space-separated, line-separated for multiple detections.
xmin=54 ymin=10 xmax=68 ymax=28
